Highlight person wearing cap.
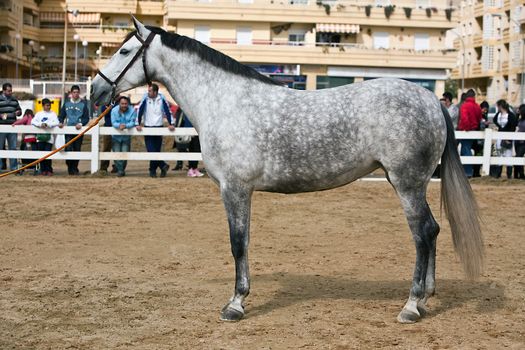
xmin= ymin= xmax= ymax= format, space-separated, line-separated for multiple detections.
xmin=58 ymin=85 xmax=90 ymax=175
xmin=32 ymin=98 xmax=59 ymax=175
xmin=442 ymin=91 xmax=459 ymax=129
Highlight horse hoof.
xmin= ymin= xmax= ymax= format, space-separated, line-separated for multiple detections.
xmin=220 ymin=305 xmax=244 ymax=322
xmin=397 ymin=309 xmax=421 ymax=324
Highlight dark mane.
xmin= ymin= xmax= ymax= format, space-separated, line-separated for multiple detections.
xmin=130 ymin=26 xmax=282 ymax=86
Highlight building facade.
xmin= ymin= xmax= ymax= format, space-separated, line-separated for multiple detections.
xmin=1 ymin=0 xmax=457 ymax=98
xmin=452 ymin=0 xmax=525 ymax=105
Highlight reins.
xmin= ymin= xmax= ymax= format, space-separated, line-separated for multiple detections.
xmin=0 ymin=105 xmax=113 ymax=179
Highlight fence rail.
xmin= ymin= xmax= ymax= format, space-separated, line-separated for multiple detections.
xmin=0 ymin=126 xmax=524 ymax=175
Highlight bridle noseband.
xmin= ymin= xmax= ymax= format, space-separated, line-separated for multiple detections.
xmin=97 ymin=31 xmax=156 ymax=102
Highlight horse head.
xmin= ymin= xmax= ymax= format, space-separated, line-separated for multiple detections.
xmin=91 ymin=16 xmax=156 ymax=106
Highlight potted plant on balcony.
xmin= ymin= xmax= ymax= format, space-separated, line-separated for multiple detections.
xmin=365 ymin=5 xmax=372 ymax=17
xmin=316 ymin=0 xmax=331 ymax=15
xmin=384 ymin=5 xmax=395 ymax=19
xmin=403 ymin=7 xmax=412 ymax=19
xmin=425 ymin=7 xmax=432 ymax=18
xmin=445 ymin=8 xmax=454 ymax=21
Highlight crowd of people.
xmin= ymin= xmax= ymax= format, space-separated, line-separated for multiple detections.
xmin=440 ymin=88 xmax=525 ymax=179
xmin=2 ymin=81 xmax=525 ymax=179
xmin=0 ymin=82 xmax=204 ymax=177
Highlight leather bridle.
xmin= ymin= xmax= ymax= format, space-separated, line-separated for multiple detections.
xmin=97 ymin=31 xmax=156 ymax=102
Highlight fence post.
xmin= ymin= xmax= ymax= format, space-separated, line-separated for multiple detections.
xmin=91 ymin=123 xmax=100 ymax=174
xmin=482 ymin=128 xmax=493 ymax=176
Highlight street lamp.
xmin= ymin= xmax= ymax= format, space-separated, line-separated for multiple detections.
xmin=28 ymin=40 xmax=35 ymax=78
xmin=95 ymin=47 xmax=102 ymax=69
xmin=450 ymin=30 xmax=465 ymax=95
xmin=40 ymin=45 xmax=46 ymax=78
xmin=61 ymin=8 xmax=79 ymax=99
xmin=14 ymin=33 xmax=21 ymax=80
xmin=82 ymin=40 xmax=88 ymax=79
xmin=74 ymin=34 xmax=80 ymax=81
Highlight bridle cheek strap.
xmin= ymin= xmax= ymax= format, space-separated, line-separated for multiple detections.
xmin=97 ymin=31 xmax=156 ymax=102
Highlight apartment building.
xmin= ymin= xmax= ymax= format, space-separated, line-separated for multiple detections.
xmin=452 ymin=0 xmax=525 ymax=105
xmin=1 ymin=0 xmax=458 ymax=97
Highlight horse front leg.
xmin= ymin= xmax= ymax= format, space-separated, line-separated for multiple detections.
xmin=219 ymin=182 xmax=253 ymax=322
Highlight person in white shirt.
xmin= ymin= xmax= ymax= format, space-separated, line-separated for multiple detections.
xmin=137 ymin=83 xmax=175 ymax=178
xmin=32 ymin=98 xmax=59 ymax=175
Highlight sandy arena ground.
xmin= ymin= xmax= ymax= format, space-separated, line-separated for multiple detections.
xmin=1 ymin=163 xmax=524 ymax=349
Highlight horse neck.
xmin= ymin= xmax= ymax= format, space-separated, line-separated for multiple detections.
xmin=151 ymin=47 xmax=275 ymax=130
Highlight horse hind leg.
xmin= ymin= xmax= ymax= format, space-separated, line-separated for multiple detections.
xmin=390 ymin=179 xmax=440 ymax=323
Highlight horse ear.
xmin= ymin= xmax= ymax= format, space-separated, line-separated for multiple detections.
xmin=131 ymin=15 xmax=148 ymax=37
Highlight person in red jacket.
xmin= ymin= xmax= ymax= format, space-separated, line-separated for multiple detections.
xmin=458 ymin=89 xmax=482 ymax=177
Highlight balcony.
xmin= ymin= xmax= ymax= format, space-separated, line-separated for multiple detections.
xmin=473 ymin=33 xmax=483 ymax=47
xmin=39 ymin=25 xmax=132 ymax=43
xmin=166 ymin=0 xmax=458 ymax=29
xmin=502 ymin=28 xmax=509 ymax=43
xmin=138 ymin=1 xmax=165 ymax=15
xmin=473 ymin=2 xmax=484 ymax=18
xmin=63 ymin=0 xmax=138 ymax=13
xmin=23 ymin=24 xmax=40 ymax=41
xmin=194 ymin=40 xmax=457 ymax=69
xmin=0 ymin=9 xmax=18 ymax=30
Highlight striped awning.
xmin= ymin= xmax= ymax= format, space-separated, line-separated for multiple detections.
xmin=316 ymin=23 xmax=360 ymax=34
xmin=68 ymin=13 xmax=100 ymax=24
xmin=40 ymin=12 xmax=64 ymax=23
xmin=39 ymin=12 xmax=100 ymax=24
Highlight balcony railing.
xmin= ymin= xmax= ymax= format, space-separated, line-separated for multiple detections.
xmin=166 ymin=0 xmax=458 ymax=28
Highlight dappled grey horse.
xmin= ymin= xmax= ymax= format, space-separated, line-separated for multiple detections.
xmin=91 ymin=17 xmax=484 ymax=323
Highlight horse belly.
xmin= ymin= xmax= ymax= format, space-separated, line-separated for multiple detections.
xmin=257 ymin=156 xmax=380 ymax=194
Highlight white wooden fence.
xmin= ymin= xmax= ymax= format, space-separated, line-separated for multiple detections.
xmin=0 ymin=125 xmax=524 ymax=175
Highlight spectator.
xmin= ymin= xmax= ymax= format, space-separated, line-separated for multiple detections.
xmin=32 ymin=98 xmax=59 ymax=176
xmin=458 ymin=89 xmax=483 ymax=178
xmin=173 ymin=108 xmax=204 ymax=177
xmin=0 ymin=82 xmax=22 ymax=171
xmin=472 ymin=100 xmax=491 ymax=177
xmin=12 ymin=109 xmax=36 ymax=175
xmin=137 ymin=83 xmax=175 ymax=178
xmin=442 ymin=91 xmax=459 ymax=129
xmin=111 ymin=96 xmax=137 ymax=177
xmin=98 ymin=103 xmax=117 ymax=175
xmin=58 ymin=85 xmax=90 ymax=175
xmin=514 ymin=104 xmax=525 ymax=180
xmin=493 ymin=99 xmax=518 ymax=179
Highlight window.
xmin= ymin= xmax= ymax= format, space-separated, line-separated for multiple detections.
xmin=416 ymin=0 xmax=430 ymax=7
xmin=375 ymin=0 xmax=391 ymax=5
xmin=482 ymin=45 xmax=494 ymax=70
xmin=288 ymin=31 xmax=306 ymax=46
xmin=373 ymin=32 xmax=389 ymax=49
xmin=414 ymin=33 xmax=430 ymax=51
xmin=236 ymin=27 xmax=252 ymax=45
xmin=195 ymin=25 xmax=210 ymax=44
xmin=238 ymin=0 xmax=253 ymax=3
xmin=316 ymin=76 xmax=354 ymax=89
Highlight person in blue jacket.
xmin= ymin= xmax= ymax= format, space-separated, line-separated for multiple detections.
xmin=137 ymin=83 xmax=174 ymax=178
xmin=58 ymin=85 xmax=90 ymax=175
xmin=111 ymin=96 xmax=137 ymax=177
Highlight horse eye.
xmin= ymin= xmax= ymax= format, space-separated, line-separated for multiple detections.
xmin=120 ymin=48 xmax=130 ymax=55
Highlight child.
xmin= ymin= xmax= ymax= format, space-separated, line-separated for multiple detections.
xmin=12 ymin=109 xmax=36 ymax=175
xmin=32 ymin=99 xmax=59 ymax=176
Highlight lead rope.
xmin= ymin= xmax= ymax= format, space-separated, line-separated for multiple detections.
xmin=0 ymin=104 xmax=114 ymax=179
